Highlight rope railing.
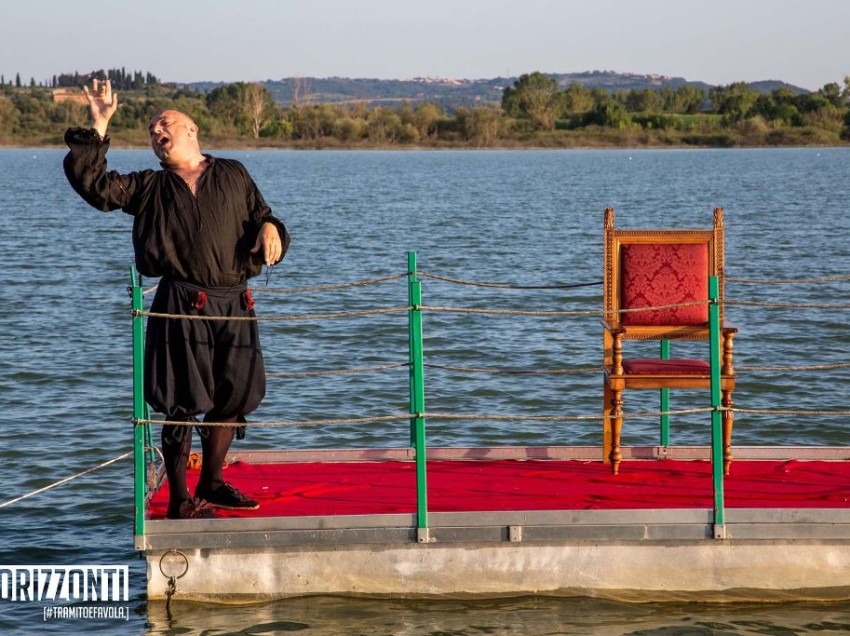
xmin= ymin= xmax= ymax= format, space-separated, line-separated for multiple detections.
xmin=132 ymin=402 xmax=850 ymax=431
xmin=133 ymin=407 xmax=725 ymax=429
xmin=726 ymin=299 xmax=850 ymax=310
xmin=424 ymin=362 xmax=602 ymax=375
xmin=418 ymin=304 xmax=601 ymax=317
xmin=732 ymin=406 xmax=850 ymax=417
xmin=261 ymin=273 xmax=409 ymax=294
xmin=14 ymin=263 xmax=850 ymax=514
xmin=417 ymin=271 xmax=603 ymax=290
xmin=127 ymin=258 xmax=850 ymax=538
xmin=135 ymin=302 xmax=713 ymax=322
xmin=727 ymin=273 xmax=850 ymax=285
xmin=737 ymin=361 xmax=850 ymax=372
xmin=136 ymin=284 xmax=850 ymax=376
xmin=267 ymin=361 xmax=603 ymax=379
xmin=0 ymin=451 xmax=133 ymax=510
xmin=134 ymin=414 xmax=413 ymax=428
xmin=136 ymin=306 xmax=412 ymax=321
xmin=134 ymin=297 xmax=850 ymax=324
xmin=267 ymin=362 xmax=409 ymax=378
xmin=135 ymin=298 xmax=717 ymax=322
xmin=140 ymin=268 xmax=850 ymax=298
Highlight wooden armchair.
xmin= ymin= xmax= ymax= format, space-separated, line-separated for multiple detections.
xmin=602 ymin=207 xmax=737 ymax=475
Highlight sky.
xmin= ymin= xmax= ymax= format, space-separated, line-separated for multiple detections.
xmin=2 ymin=0 xmax=848 ymax=91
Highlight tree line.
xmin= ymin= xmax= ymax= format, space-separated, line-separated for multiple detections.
xmin=1 ymin=68 xmax=160 ymax=91
xmin=1 ymin=70 xmax=849 ymax=147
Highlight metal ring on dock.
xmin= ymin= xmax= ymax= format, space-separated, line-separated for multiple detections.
xmin=159 ymin=549 xmax=189 ymax=581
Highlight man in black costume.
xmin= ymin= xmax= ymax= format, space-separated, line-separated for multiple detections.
xmin=64 ymin=79 xmax=290 ymax=519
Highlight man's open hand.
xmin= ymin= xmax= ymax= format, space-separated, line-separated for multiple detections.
xmin=83 ymin=79 xmax=118 ymax=137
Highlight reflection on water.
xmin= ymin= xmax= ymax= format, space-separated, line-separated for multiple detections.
xmin=146 ymin=596 xmax=850 ymax=635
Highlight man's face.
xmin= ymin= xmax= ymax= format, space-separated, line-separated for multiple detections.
xmin=148 ymin=111 xmax=196 ymax=163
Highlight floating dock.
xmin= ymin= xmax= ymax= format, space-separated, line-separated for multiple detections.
xmin=141 ymin=445 xmax=850 ymax=603
xmin=129 ymin=252 xmax=850 ymax=604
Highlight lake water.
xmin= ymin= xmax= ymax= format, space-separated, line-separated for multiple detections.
xmin=1 ymin=146 xmax=849 ymax=634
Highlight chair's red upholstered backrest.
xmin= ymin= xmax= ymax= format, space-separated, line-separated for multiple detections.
xmin=620 ymin=243 xmax=708 ymax=326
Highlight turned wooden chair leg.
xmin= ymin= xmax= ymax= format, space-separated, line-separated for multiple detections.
xmin=722 ymin=390 xmax=734 ymax=475
xmin=610 ymin=388 xmax=623 ymax=475
xmin=603 ymin=383 xmax=613 ymax=464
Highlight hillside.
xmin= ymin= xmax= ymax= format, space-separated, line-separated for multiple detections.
xmin=186 ymin=71 xmax=810 ymax=110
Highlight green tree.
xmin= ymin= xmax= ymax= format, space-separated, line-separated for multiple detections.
xmin=589 ymin=100 xmax=630 ymax=128
xmin=206 ymin=83 xmax=247 ymax=133
xmin=366 ymin=107 xmax=403 ymax=144
xmin=753 ymin=90 xmax=802 ymax=126
xmin=667 ymin=85 xmax=706 ymax=114
xmin=561 ymin=83 xmax=594 ymax=115
xmin=841 ymin=109 xmax=850 ymax=140
xmin=710 ymin=82 xmax=759 ymax=122
xmin=460 ymin=106 xmax=503 ymax=146
xmin=0 ymin=96 xmax=20 ymax=134
xmin=290 ymin=103 xmax=343 ymax=140
xmin=332 ymin=116 xmax=366 ymax=142
xmin=501 ymin=71 xmax=561 ymax=130
xmin=624 ymin=88 xmax=664 ymax=113
xmin=413 ymin=102 xmax=443 ymax=139
xmin=819 ymin=82 xmax=842 ymax=107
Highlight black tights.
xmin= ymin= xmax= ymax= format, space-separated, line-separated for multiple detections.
xmin=162 ymin=416 xmax=236 ymax=515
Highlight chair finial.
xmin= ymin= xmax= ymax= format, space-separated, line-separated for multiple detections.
xmin=604 ymin=207 xmax=615 ymax=229
xmin=714 ymin=207 xmax=724 ymax=228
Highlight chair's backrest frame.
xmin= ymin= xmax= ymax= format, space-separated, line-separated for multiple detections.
xmin=603 ymin=207 xmax=726 ymax=341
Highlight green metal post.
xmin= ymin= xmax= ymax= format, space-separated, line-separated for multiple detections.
xmin=708 ymin=275 xmax=726 ymax=535
xmin=407 ymin=252 xmax=429 ymax=537
xmin=130 ymin=267 xmax=147 ymax=539
xmin=659 ymin=340 xmax=670 ymax=447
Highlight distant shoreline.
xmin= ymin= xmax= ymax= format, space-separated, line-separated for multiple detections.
xmin=3 ymin=140 xmax=847 ymax=151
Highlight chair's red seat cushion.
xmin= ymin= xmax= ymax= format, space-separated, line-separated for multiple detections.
xmin=620 ymin=243 xmax=708 ymax=326
xmin=622 ymin=358 xmax=710 ymax=375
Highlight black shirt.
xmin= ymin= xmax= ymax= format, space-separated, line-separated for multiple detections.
xmin=63 ymin=127 xmax=289 ymax=287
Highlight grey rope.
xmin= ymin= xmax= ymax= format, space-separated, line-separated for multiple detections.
xmin=417 ymin=271 xmax=603 ymax=290
xmin=0 ymin=451 xmax=132 ymax=509
xmin=261 ymin=273 xmax=408 ymax=294
xmin=419 ymin=304 xmax=602 ymax=317
xmin=134 ymin=407 xmax=719 ymax=429
xmin=418 ymin=299 xmax=707 ymax=318
xmin=268 ymin=363 xmax=409 ymax=378
xmin=733 ymin=407 xmax=850 ymax=417
xmin=423 ymin=407 xmax=717 ymax=422
xmin=269 ymin=362 xmax=602 ymax=378
xmin=136 ymin=299 xmax=714 ymax=323
xmin=737 ymin=361 xmax=850 ymax=372
xmin=424 ymin=362 xmax=602 ymax=375
xmin=137 ymin=306 xmax=412 ymax=321
xmin=134 ymin=414 xmax=413 ymax=428
xmin=727 ymin=274 xmax=850 ymax=285
xmin=726 ymin=299 xmax=850 ymax=310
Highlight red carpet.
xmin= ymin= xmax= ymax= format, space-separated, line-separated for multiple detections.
xmin=147 ymin=459 xmax=850 ymax=520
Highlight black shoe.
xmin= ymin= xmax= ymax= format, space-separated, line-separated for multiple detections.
xmin=166 ymin=497 xmax=216 ymax=520
xmin=196 ymin=482 xmax=259 ymax=510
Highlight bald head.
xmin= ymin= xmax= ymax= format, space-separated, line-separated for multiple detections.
xmin=148 ymin=110 xmax=203 ymax=166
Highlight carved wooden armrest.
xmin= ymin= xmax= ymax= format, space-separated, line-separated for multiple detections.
xmin=601 ymin=320 xmax=626 ymax=336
